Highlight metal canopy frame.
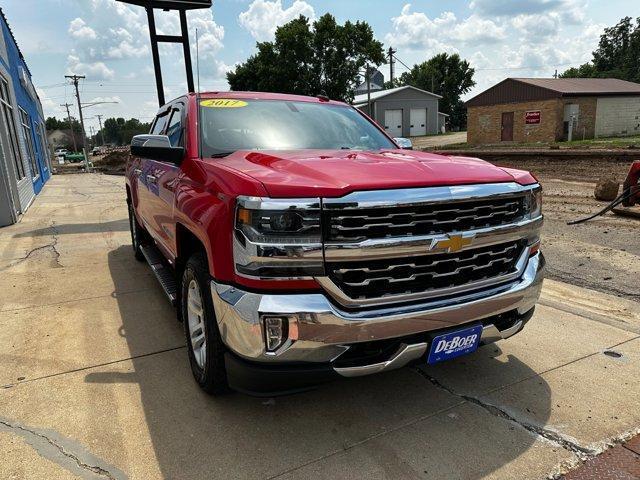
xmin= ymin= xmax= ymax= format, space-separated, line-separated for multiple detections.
xmin=117 ymin=0 xmax=212 ymax=106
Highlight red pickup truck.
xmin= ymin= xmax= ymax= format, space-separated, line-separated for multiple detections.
xmin=126 ymin=91 xmax=544 ymax=396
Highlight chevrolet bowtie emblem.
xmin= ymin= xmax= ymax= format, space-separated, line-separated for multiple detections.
xmin=431 ymin=233 xmax=475 ymax=253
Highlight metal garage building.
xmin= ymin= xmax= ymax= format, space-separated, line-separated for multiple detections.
xmin=353 ymin=85 xmax=445 ymax=138
xmin=0 ymin=8 xmax=51 ymax=227
xmin=466 ymin=77 xmax=640 ymax=145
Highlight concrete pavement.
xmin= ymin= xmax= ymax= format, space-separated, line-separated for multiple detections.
xmin=0 ymin=174 xmax=638 ymax=480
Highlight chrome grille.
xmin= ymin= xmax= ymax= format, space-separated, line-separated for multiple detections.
xmin=325 ymin=197 xmax=526 ymax=242
xmin=326 ymin=240 xmax=527 ymax=302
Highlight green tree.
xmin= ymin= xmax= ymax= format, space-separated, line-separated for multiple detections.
xmin=397 ymin=53 xmax=475 ymax=129
xmin=101 ymin=117 xmax=151 ymax=146
xmin=227 ymin=14 xmax=385 ymax=102
xmin=45 ymin=116 xmax=82 ymax=133
xmin=560 ymin=17 xmax=640 ymax=82
xmin=559 ymin=63 xmax=597 ymax=78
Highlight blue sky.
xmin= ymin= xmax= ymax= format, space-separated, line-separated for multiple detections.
xmin=2 ymin=0 xmax=638 ymax=134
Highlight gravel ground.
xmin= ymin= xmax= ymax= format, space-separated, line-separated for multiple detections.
xmin=494 ymin=157 xmax=640 ymax=302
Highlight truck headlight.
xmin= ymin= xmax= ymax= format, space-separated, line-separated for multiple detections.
xmin=525 ymin=187 xmax=542 ymax=219
xmin=233 ymin=197 xmax=323 ymax=279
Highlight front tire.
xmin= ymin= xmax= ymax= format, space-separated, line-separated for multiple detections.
xmin=182 ymin=252 xmax=229 ymax=395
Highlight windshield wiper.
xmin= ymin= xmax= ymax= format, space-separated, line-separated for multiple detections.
xmin=209 ymin=151 xmax=235 ymax=158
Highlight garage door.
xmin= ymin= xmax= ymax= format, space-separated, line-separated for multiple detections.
xmin=384 ymin=109 xmax=403 ymax=138
xmin=410 ymin=108 xmax=427 ymax=136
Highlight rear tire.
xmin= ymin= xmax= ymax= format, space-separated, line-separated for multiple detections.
xmin=181 ymin=252 xmax=229 ymax=395
xmin=128 ymin=201 xmax=146 ymax=262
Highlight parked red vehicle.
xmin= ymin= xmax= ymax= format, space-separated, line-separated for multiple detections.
xmin=126 ymin=91 xmax=544 ymax=396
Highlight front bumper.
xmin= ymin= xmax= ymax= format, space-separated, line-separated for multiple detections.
xmin=211 ymin=252 xmax=544 ymax=393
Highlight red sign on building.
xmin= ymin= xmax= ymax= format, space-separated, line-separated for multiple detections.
xmin=525 ymin=111 xmax=541 ymax=124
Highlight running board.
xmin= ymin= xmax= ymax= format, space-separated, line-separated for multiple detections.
xmin=140 ymin=244 xmax=178 ymax=306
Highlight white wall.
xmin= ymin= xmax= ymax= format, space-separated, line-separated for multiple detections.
xmin=595 ymin=96 xmax=640 ymax=138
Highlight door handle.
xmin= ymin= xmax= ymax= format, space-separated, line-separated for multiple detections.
xmin=146 ymin=175 xmax=157 ymax=184
xmin=134 ymin=168 xmax=142 ymax=175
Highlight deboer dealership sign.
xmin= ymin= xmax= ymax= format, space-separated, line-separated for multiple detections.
xmin=525 ymin=111 xmax=541 ymax=125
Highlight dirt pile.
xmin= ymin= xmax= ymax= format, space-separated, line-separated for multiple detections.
xmin=93 ymin=150 xmax=129 ymax=175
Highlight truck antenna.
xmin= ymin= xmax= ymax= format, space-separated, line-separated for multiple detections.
xmin=196 ymin=28 xmax=201 ymax=93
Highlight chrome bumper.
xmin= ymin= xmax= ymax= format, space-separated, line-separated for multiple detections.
xmin=211 ymin=252 xmax=544 ymax=367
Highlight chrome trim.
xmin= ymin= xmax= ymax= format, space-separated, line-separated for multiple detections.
xmin=318 ymin=244 xmax=533 ymax=308
xmin=481 ymin=320 xmax=524 ymax=344
xmin=210 ymin=252 xmax=544 ymax=364
xmin=334 ymin=343 xmax=428 ymax=377
xmin=236 ymin=196 xmax=320 ymax=211
xmin=233 ymin=230 xmax=323 ymax=280
xmin=334 ymin=320 xmax=524 ymax=378
xmin=324 ymin=215 xmax=542 ymax=261
xmin=322 ymin=182 xmax=539 ymax=209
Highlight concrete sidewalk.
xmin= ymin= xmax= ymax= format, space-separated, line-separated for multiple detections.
xmin=0 ymin=174 xmax=638 ymax=480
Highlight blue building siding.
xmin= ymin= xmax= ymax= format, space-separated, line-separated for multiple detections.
xmin=0 ymin=9 xmax=50 ymax=197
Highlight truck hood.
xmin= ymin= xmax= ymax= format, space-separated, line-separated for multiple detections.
xmin=217 ymin=149 xmax=535 ymax=198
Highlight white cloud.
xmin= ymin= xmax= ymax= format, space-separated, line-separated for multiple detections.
xmin=68 ymin=18 xmax=97 ymax=40
xmin=238 ymin=0 xmax=315 ymax=42
xmin=450 ymin=15 xmax=507 ymax=44
xmin=66 ymin=53 xmax=115 ymax=80
xmin=385 ymin=4 xmax=505 ymax=55
xmin=470 ymin=0 xmax=564 ymax=16
xmin=470 ymin=0 xmax=587 ymax=25
xmin=37 ymin=88 xmax=65 ymax=118
xmin=512 ymin=14 xmax=561 ymax=37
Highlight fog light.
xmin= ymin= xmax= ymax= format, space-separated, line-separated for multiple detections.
xmin=264 ymin=316 xmax=288 ymax=352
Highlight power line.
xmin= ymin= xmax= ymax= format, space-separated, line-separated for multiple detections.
xmin=394 ymin=55 xmax=413 ymax=72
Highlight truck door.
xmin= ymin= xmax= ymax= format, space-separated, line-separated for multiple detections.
xmin=137 ymin=107 xmax=170 ymax=239
xmin=141 ymin=100 xmax=185 ymax=260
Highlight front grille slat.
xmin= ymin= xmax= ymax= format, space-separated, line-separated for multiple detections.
xmin=326 ymin=197 xmax=526 ymax=242
xmin=327 ymin=240 xmax=526 ymax=301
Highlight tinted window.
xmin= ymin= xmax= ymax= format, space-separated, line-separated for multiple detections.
xmin=166 ymin=105 xmax=183 ymax=147
xmin=199 ymin=99 xmax=395 ymax=157
xmin=150 ymin=111 xmax=169 ymax=135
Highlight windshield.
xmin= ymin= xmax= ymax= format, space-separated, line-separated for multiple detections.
xmin=199 ymin=98 xmax=396 ymax=157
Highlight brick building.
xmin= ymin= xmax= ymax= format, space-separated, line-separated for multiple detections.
xmin=466 ymin=78 xmax=640 ymax=145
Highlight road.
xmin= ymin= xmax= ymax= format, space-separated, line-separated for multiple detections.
xmin=0 ymin=174 xmax=638 ymax=480
xmin=411 ymin=131 xmax=467 ymax=149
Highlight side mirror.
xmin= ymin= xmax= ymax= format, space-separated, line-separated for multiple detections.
xmin=130 ymin=135 xmax=184 ymax=164
xmin=393 ymin=137 xmax=413 ymax=150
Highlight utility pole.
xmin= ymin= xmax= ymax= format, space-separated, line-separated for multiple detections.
xmin=60 ymin=102 xmax=77 ymax=152
xmin=365 ymin=63 xmax=372 ymax=117
xmin=387 ymin=47 xmax=396 ymax=85
xmin=96 ymin=114 xmax=104 ymax=146
xmin=65 ymin=74 xmax=90 ymax=171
